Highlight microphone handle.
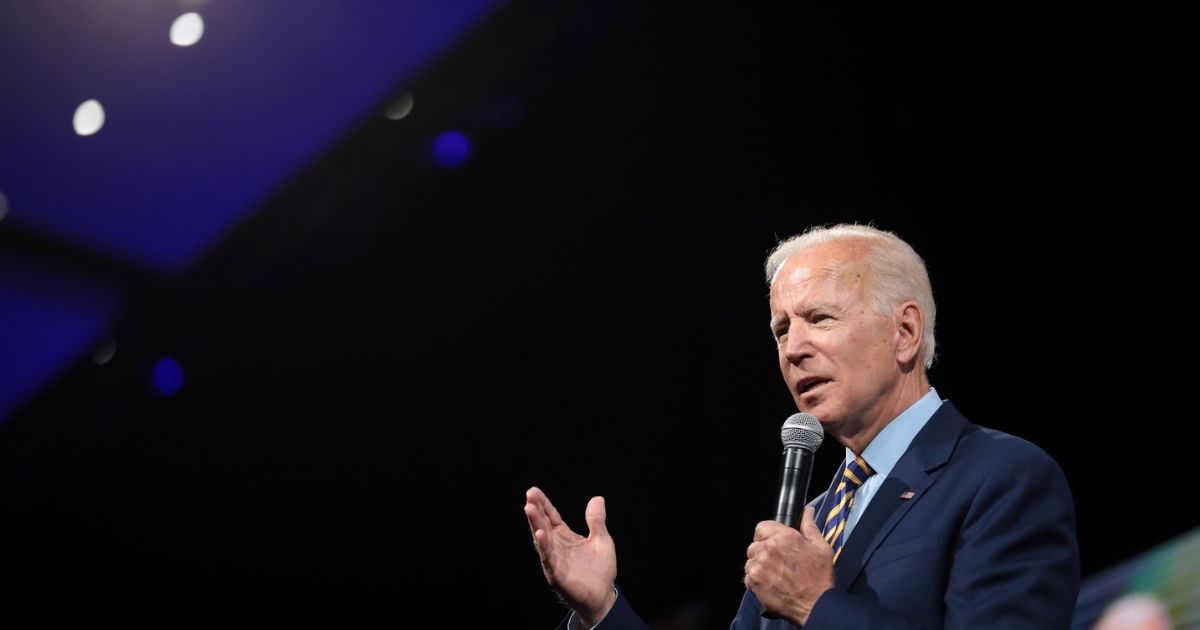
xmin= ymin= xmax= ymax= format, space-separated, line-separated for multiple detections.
xmin=774 ymin=446 xmax=814 ymax=528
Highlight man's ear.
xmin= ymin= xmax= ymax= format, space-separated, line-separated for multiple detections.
xmin=895 ymin=301 xmax=924 ymax=365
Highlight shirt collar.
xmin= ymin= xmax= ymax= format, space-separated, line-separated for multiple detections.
xmin=847 ymin=387 xmax=942 ymax=475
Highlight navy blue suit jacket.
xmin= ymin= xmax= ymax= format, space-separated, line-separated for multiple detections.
xmin=573 ymin=401 xmax=1080 ymax=630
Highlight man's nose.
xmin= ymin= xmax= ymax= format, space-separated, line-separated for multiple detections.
xmin=780 ymin=325 xmax=812 ymax=364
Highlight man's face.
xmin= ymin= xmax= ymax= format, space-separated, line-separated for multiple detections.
xmin=769 ymin=241 xmax=902 ymax=435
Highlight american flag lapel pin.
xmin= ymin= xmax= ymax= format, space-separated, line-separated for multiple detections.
xmin=899 ymin=491 xmax=915 ymax=500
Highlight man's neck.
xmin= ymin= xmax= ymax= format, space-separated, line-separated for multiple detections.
xmin=839 ymin=373 xmax=930 ymax=455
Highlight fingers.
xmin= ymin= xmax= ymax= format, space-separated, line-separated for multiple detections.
xmin=524 ymin=502 xmax=546 ymax=542
xmin=754 ymin=519 xmax=785 ymax=541
xmin=525 ymin=488 xmax=560 ymax=570
xmin=532 ymin=527 xmax=553 ymax=564
xmin=524 ymin=488 xmax=550 ymax=537
xmin=524 ymin=504 xmax=552 ymax=566
xmin=526 ymin=486 xmax=565 ymax=527
xmin=525 ymin=489 xmax=559 ymax=579
xmin=584 ymin=496 xmax=609 ymax=539
xmin=743 ymin=541 xmax=766 ymax=590
xmin=799 ymin=506 xmax=824 ymax=545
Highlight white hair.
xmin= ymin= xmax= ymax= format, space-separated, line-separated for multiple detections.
xmin=765 ymin=223 xmax=937 ymax=369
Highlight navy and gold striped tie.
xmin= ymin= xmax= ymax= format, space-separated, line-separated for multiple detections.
xmin=822 ymin=455 xmax=874 ymax=564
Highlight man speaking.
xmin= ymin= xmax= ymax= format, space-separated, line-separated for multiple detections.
xmin=524 ymin=224 xmax=1080 ymax=629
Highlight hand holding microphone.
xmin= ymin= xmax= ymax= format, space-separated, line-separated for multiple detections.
xmin=751 ymin=412 xmax=829 ymax=622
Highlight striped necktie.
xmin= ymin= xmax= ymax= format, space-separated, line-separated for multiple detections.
xmin=822 ymin=455 xmax=874 ymax=564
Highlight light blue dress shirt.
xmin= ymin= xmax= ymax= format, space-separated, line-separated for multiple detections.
xmin=839 ymin=387 xmax=942 ymax=540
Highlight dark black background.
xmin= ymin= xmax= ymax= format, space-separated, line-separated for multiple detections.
xmin=1 ymin=1 xmax=1188 ymax=626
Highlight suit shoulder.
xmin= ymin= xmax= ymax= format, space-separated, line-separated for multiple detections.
xmin=957 ymin=422 xmax=1063 ymax=473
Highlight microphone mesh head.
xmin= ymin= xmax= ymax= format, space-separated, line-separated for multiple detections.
xmin=781 ymin=412 xmax=824 ymax=451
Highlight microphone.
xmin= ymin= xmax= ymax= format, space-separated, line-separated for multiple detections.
xmin=773 ymin=412 xmax=824 ymax=528
xmin=760 ymin=413 xmax=825 ymax=621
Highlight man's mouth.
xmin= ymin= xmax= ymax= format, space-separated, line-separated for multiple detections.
xmin=798 ymin=378 xmax=830 ymax=395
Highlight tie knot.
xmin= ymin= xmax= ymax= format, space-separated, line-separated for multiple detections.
xmin=843 ymin=456 xmax=873 ymax=489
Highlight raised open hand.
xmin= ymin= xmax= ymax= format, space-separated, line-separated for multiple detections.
xmin=524 ymin=486 xmax=618 ymax=627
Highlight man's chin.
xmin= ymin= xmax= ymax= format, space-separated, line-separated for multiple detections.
xmin=798 ymin=401 xmax=842 ymax=427
xmin=796 ymin=395 xmax=827 ymax=417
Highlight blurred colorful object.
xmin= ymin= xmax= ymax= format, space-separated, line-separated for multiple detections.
xmin=1074 ymin=526 xmax=1200 ymax=629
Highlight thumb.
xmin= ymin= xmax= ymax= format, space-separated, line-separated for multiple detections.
xmin=800 ymin=505 xmax=824 ymax=544
xmin=585 ymin=496 xmax=609 ymax=539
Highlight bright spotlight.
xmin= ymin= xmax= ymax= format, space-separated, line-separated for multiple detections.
xmin=73 ymin=99 xmax=106 ymax=136
xmin=170 ymin=12 xmax=205 ymax=47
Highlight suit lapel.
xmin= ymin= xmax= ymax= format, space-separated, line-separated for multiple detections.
xmin=833 ymin=401 xmax=968 ymax=589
